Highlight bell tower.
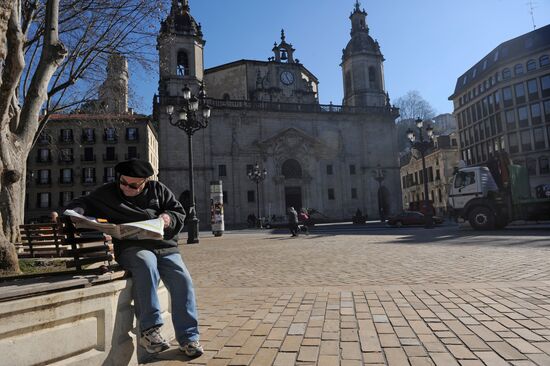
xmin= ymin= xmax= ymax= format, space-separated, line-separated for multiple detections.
xmin=341 ymin=1 xmax=387 ymax=108
xmin=157 ymin=0 xmax=205 ymax=98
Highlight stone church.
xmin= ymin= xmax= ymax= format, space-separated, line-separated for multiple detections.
xmin=154 ymin=0 xmax=401 ymax=226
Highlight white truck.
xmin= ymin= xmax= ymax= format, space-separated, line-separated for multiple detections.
xmin=448 ymin=158 xmax=550 ymax=230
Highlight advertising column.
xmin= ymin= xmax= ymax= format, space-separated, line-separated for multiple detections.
xmin=210 ymin=180 xmax=224 ymax=237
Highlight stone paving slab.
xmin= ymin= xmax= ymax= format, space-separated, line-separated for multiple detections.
xmin=141 ymin=227 xmax=550 ymax=365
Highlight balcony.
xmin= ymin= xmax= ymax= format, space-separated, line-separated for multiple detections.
xmin=37 ymin=135 xmax=52 ymax=145
xmin=80 ymin=135 xmax=96 ymax=144
xmin=124 ymin=153 xmax=140 ymax=160
xmin=36 ymin=178 xmax=51 ymax=186
xmin=125 ymin=133 xmax=139 ymax=142
xmin=58 ymin=157 xmax=74 ymax=165
xmin=80 ymin=154 xmax=96 ymax=163
xmin=103 ymin=134 xmax=118 ymax=144
xmin=59 ymin=177 xmax=74 ymax=186
xmin=103 ymin=154 xmax=118 ymax=162
xmin=35 ymin=156 xmax=52 ymax=163
xmin=58 ymin=135 xmax=74 ymax=144
xmin=82 ymin=177 xmax=96 ymax=186
xmin=103 ymin=176 xmax=116 ymax=183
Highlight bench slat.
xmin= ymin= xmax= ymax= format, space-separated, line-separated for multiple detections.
xmin=66 ymin=254 xmax=113 ymax=268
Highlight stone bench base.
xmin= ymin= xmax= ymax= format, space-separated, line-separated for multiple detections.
xmin=0 ymin=277 xmax=174 ymax=365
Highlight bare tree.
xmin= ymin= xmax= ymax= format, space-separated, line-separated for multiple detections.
xmin=394 ymin=90 xmax=437 ymax=152
xmin=0 ymin=0 xmax=162 ymax=274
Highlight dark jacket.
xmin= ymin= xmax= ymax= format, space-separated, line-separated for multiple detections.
xmin=66 ymin=181 xmax=186 ymax=259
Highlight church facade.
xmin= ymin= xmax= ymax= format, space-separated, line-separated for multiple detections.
xmin=155 ymin=0 xmax=401 ymax=226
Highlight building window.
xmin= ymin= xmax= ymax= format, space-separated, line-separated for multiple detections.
xmin=531 ymin=103 xmax=542 ymax=125
xmin=82 ymin=147 xmax=95 ymax=162
xmin=38 ymin=169 xmax=50 ymax=184
xmin=104 ymin=167 xmax=116 ymax=183
xmin=521 ymin=130 xmax=532 ymax=152
xmin=127 ymin=146 xmax=138 ymax=160
xmin=104 ymin=127 xmax=117 ymax=142
xmin=351 ymin=188 xmax=357 ymax=199
xmin=82 ymin=128 xmax=95 ymax=143
xmin=37 ymin=148 xmax=50 ymax=163
xmin=126 ymin=128 xmax=139 ymax=141
xmin=514 ymin=83 xmax=526 ymax=104
xmin=527 ymin=159 xmax=537 ymax=175
xmin=326 ymin=164 xmax=333 ymax=175
xmin=246 ymin=164 xmax=253 ymax=174
xmin=105 ymin=146 xmax=117 ymax=161
xmin=82 ymin=191 xmax=91 ymax=196
xmin=328 ymin=188 xmax=335 ymax=200
xmin=540 ymin=157 xmax=549 ymax=175
xmin=502 ymin=86 xmax=513 ymax=108
xmin=60 ymin=129 xmax=73 ymax=143
xmin=82 ymin=167 xmax=95 ymax=184
xmin=247 ymin=190 xmax=255 ymax=202
xmin=345 ymin=71 xmax=352 ymax=95
xmin=368 ymin=66 xmax=377 ymax=88
xmin=60 ymin=168 xmax=73 ymax=184
xmin=59 ymin=148 xmax=73 ymax=163
xmin=59 ymin=191 xmax=73 ymax=207
xmin=540 ymin=55 xmax=550 ymax=67
xmin=37 ymin=192 xmax=50 ymax=208
xmin=223 ymin=191 xmax=228 ymax=204
xmin=514 ymin=64 xmax=524 ymax=76
xmin=502 ymin=68 xmax=511 ymax=80
xmin=218 ymin=164 xmax=227 ymax=177
xmin=508 ymin=133 xmax=519 ymax=154
xmin=349 ymin=164 xmax=356 ymax=175
xmin=506 ymin=109 xmax=516 ymax=129
xmin=544 ymin=100 xmax=550 ymax=122
xmin=534 ymin=127 xmax=545 ymax=150
xmin=518 ymin=106 xmax=529 ymax=128
xmin=281 ymin=159 xmax=302 ymax=179
xmin=541 ymin=75 xmax=550 ymax=98
xmin=176 ymin=50 xmax=189 ymax=76
xmin=527 ymin=59 xmax=537 ymax=71
xmin=527 ymin=79 xmax=539 ymax=100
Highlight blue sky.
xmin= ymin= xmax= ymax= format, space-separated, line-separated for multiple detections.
xmin=131 ymin=0 xmax=550 ymax=116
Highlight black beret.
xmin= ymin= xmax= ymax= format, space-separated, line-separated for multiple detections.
xmin=115 ymin=159 xmax=154 ymax=178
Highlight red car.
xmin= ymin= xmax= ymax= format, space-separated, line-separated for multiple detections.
xmin=387 ymin=211 xmax=443 ymax=227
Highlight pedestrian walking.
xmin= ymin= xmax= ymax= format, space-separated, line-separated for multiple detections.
xmin=66 ymin=159 xmax=203 ymax=358
xmin=287 ymin=206 xmax=299 ymax=236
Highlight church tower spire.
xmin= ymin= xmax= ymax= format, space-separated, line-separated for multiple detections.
xmin=341 ymin=1 xmax=388 ymax=108
xmin=157 ymin=0 xmax=205 ymax=98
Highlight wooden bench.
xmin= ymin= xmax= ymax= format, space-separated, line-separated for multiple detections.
xmin=19 ymin=217 xmax=114 ymax=272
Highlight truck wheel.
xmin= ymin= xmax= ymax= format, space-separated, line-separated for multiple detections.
xmin=468 ymin=207 xmax=495 ymax=230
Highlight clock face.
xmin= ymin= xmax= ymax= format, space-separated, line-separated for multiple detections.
xmin=280 ymin=71 xmax=295 ymax=85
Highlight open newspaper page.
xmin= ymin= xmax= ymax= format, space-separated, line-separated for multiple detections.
xmin=64 ymin=210 xmax=164 ymax=240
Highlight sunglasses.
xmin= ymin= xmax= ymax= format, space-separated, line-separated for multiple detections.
xmin=119 ymin=177 xmax=147 ymax=190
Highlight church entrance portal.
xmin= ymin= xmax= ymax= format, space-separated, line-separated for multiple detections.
xmin=285 ymin=187 xmax=302 ymax=210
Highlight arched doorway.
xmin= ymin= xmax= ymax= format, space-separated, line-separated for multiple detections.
xmin=282 ymin=159 xmax=303 ymax=210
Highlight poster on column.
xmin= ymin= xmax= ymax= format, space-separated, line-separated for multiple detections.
xmin=210 ymin=180 xmax=224 ymax=236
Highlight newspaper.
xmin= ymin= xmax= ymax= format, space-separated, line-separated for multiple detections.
xmin=63 ymin=209 xmax=164 ymax=240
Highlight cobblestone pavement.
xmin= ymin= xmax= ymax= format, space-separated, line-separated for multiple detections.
xmin=145 ymin=226 xmax=550 ymax=365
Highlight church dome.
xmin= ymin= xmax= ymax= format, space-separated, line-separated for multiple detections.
xmin=343 ymin=32 xmax=381 ymax=58
xmin=160 ymin=1 xmax=203 ymax=37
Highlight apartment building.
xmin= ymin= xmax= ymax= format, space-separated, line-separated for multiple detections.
xmin=449 ymin=24 xmax=550 ymax=191
xmin=400 ymin=134 xmax=459 ymax=216
xmin=25 ymin=114 xmax=158 ymax=223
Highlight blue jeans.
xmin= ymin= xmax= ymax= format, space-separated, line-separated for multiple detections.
xmin=117 ymin=247 xmax=199 ymax=344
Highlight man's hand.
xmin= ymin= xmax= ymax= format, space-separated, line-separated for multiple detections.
xmin=159 ymin=213 xmax=171 ymax=228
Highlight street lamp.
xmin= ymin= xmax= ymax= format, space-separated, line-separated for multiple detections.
xmin=166 ymin=83 xmax=212 ymax=244
xmin=371 ymin=165 xmax=386 ymax=221
xmin=247 ymin=162 xmax=267 ymax=228
xmin=406 ymin=117 xmax=434 ymax=228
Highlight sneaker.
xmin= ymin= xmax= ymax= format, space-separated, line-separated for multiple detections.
xmin=180 ymin=340 xmax=204 ymax=358
xmin=139 ymin=326 xmax=170 ymax=354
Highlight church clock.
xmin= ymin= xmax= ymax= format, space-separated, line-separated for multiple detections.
xmin=280 ymin=71 xmax=295 ymax=85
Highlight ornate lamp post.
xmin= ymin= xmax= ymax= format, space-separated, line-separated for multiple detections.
xmin=247 ymin=162 xmax=267 ymax=228
xmin=166 ymin=84 xmax=211 ymax=243
xmin=371 ymin=165 xmax=386 ymax=221
xmin=406 ymin=117 xmax=434 ymax=228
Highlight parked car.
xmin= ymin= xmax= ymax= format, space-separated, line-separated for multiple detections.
xmin=387 ymin=211 xmax=443 ymax=227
